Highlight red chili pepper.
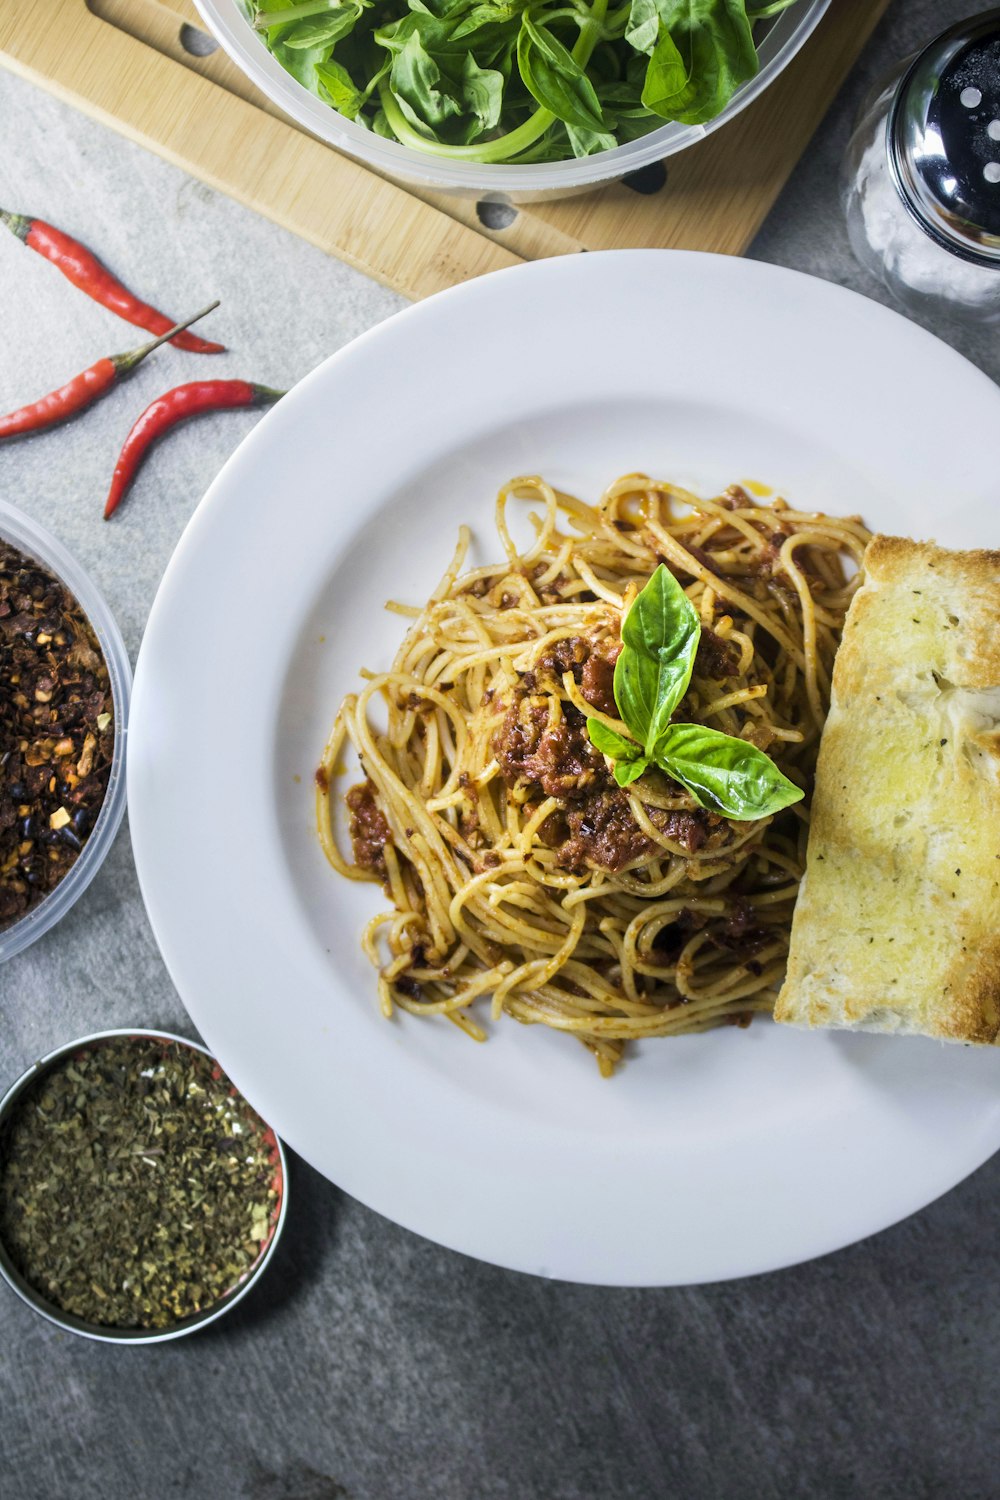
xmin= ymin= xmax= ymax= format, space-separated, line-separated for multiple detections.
xmin=103 ymin=380 xmax=285 ymax=519
xmin=0 ymin=302 xmax=220 ymax=442
xmin=0 ymin=209 xmax=225 ymax=355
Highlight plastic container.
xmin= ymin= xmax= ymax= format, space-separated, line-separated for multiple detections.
xmin=0 ymin=1028 xmax=289 ymax=1344
xmin=194 ymin=0 xmax=831 ymax=201
xmin=0 ymin=501 xmax=131 ymax=963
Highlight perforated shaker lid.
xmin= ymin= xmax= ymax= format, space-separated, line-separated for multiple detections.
xmin=888 ymin=8 xmax=1000 ymax=267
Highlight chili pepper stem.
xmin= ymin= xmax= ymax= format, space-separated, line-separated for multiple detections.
xmin=0 ymin=208 xmax=31 ymax=243
xmin=112 ymin=300 xmax=221 ymax=376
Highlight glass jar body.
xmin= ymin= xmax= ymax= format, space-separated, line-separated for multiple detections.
xmin=842 ymin=61 xmax=1000 ymax=326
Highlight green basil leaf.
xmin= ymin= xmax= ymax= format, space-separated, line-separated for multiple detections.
xmin=516 ymin=15 xmax=606 ymax=133
xmin=586 ymin=718 xmax=643 ymax=762
xmin=597 ymin=81 xmax=653 ymax=113
xmin=596 ymin=82 xmax=659 ymax=140
xmin=254 ymin=0 xmax=344 ymax=29
xmin=566 ymin=121 xmax=619 ymax=156
xmin=281 ymin=5 xmax=362 ymax=48
xmin=379 ymin=5 xmax=515 ymax=64
xmin=375 ymin=12 xmax=452 ymax=56
xmin=641 ymin=27 xmax=688 ymax=110
xmin=587 ymin=720 xmax=649 ymax=786
xmin=410 ymin=0 xmax=475 ymax=16
xmin=624 ymin=0 xmax=663 ymax=57
xmin=383 ymin=21 xmax=506 ymax=142
xmin=267 ymin=39 xmax=337 ymax=95
xmin=637 ymin=0 xmax=758 ymax=126
xmin=316 ymin=59 xmax=366 ymax=116
xmin=657 ymin=722 xmax=804 ymax=820
xmin=451 ymin=1 xmax=521 ymax=39
xmin=613 ymin=564 xmax=701 ymax=757
xmin=609 ymin=109 xmax=659 ymax=143
xmin=390 ymin=29 xmax=464 ymax=132
xmin=613 ymin=756 xmax=651 ymax=787
xmin=460 ymin=52 xmax=505 ymax=133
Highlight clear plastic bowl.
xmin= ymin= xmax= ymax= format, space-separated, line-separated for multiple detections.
xmin=195 ymin=0 xmax=831 ymax=200
xmin=0 ymin=502 xmax=131 ymax=964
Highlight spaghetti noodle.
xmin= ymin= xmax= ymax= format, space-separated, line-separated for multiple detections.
xmin=317 ymin=475 xmax=870 ymax=1074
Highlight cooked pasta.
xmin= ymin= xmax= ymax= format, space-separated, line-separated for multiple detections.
xmin=317 ymin=474 xmax=870 ymax=1074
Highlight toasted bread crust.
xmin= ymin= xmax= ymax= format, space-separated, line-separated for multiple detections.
xmin=775 ymin=535 xmax=1000 ymax=1045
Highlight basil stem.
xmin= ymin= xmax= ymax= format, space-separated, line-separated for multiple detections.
xmin=255 ymin=0 xmax=339 ymax=28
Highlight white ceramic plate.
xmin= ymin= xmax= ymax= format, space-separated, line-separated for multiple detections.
xmin=129 ymin=252 xmax=1000 ymax=1286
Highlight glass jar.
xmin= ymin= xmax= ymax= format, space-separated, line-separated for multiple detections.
xmin=843 ymin=10 xmax=1000 ymax=326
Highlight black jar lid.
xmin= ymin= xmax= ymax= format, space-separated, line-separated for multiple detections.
xmin=888 ymin=8 xmax=1000 ymax=267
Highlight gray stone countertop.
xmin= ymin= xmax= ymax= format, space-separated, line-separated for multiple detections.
xmin=2 ymin=3 xmax=999 ymax=1497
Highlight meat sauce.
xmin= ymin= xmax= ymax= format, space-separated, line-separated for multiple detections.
xmin=346 ymin=780 xmax=391 ymax=876
xmin=493 ymin=633 xmax=717 ymax=874
xmin=347 ymin=627 xmax=741 ymax=881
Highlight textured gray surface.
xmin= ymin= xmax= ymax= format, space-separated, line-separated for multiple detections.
xmin=2 ymin=3 xmax=1000 ymax=1497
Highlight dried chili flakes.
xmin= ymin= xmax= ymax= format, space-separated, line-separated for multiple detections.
xmin=0 ymin=540 xmax=114 ymax=927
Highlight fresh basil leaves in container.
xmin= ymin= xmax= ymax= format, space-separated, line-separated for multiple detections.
xmin=195 ymin=0 xmax=830 ymax=198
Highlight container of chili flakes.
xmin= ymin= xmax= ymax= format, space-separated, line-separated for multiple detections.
xmin=0 ymin=499 xmax=130 ymax=962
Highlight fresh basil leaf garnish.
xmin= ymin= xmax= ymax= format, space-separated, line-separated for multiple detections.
xmin=613 ymin=564 xmax=701 ymax=758
xmin=656 ymin=722 xmax=804 ymax=820
xmin=613 ymin=756 xmax=651 ymax=788
xmin=601 ymin=566 xmax=803 ymax=822
xmin=587 ymin=717 xmax=642 ymax=761
xmin=586 ymin=719 xmax=650 ymax=787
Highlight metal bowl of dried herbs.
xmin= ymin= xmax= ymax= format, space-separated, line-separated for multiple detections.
xmin=0 ymin=499 xmax=131 ymax=963
xmin=0 ymin=1029 xmax=288 ymax=1343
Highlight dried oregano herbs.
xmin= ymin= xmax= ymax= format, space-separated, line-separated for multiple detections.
xmin=0 ymin=539 xmax=114 ymax=928
xmin=0 ymin=1037 xmax=281 ymax=1330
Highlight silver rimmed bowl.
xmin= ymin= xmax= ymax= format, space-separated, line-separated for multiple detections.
xmin=0 ymin=1028 xmax=289 ymax=1344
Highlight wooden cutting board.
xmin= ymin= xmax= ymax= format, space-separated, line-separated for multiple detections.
xmin=0 ymin=0 xmax=891 ymax=300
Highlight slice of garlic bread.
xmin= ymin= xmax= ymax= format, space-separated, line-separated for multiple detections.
xmin=775 ymin=534 xmax=1000 ymax=1044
